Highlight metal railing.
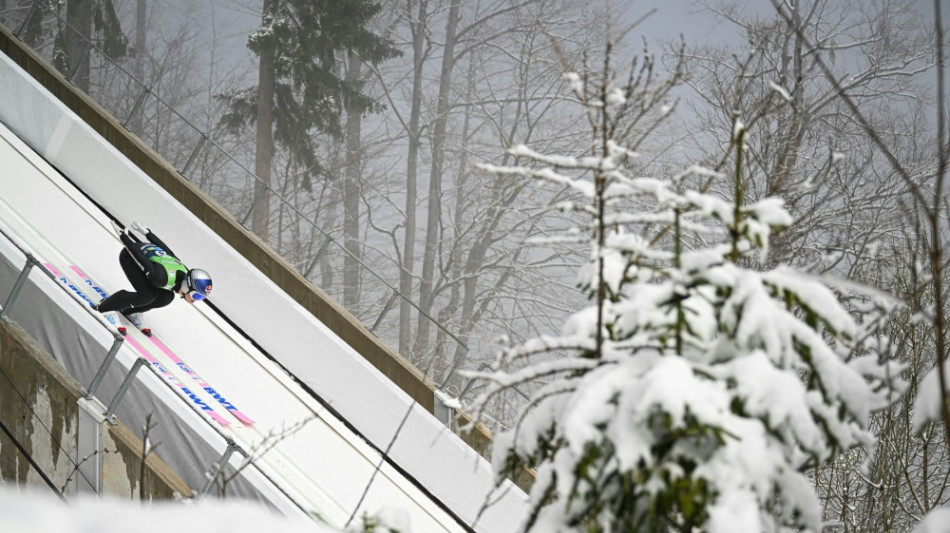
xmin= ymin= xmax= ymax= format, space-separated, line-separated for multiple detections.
xmin=0 ymin=226 xmax=301 ymax=507
xmin=0 ymin=245 xmax=131 ymax=423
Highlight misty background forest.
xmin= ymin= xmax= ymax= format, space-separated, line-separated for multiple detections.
xmin=2 ymin=0 xmax=949 ymax=531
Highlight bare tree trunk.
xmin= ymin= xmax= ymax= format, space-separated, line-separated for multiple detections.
xmin=399 ymin=0 xmax=428 ymax=355
xmin=414 ymin=0 xmax=460 ymax=358
xmin=319 ymin=181 xmax=341 ymax=290
xmin=253 ymin=0 xmax=277 ymax=242
xmin=931 ymin=0 xmax=950 ymax=446
xmin=343 ymin=51 xmax=364 ymax=310
xmin=65 ymin=0 xmax=92 ymax=91
xmin=134 ymin=0 xmax=146 ymax=79
xmin=766 ymin=0 xmax=807 ymax=264
xmin=129 ymin=0 xmax=147 ymax=133
xmin=437 ymin=55 xmax=477 ymax=386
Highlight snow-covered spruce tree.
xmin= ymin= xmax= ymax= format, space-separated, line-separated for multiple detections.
xmin=469 ymin=49 xmax=904 ymax=532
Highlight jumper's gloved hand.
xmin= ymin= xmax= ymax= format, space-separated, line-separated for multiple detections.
xmin=131 ymin=220 xmax=150 ymax=236
xmin=110 ymin=219 xmax=126 ymax=237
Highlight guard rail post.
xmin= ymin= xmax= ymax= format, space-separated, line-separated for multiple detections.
xmin=102 ymin=357 xmax=148 ymax=424
xmin=81 ymin=333 xmax=125 ymax=399
xmin=200 ymin=437 xmax=242 ymax=496
xmin=1 ymin=254 xmax=35 ymax=322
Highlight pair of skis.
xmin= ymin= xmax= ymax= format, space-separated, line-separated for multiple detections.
xmin=46 ymin=262 xmax=253 ymax=427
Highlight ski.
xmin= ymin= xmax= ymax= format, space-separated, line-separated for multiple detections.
xmin=122 ymin=334 xmax=231 ymax=427
xmin=69 ymin=265 xmax=108 ymax=300
xmin=145 ymin=334 xmax=255 ymax=426
xmin=46 ymin=262 xmax=230 ymax=426
xmin=43 ymin=262 xmax=124 ymax=333
xmin=70 ymin=264 xmax=254 ymax=426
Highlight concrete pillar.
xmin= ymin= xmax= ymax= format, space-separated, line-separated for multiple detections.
xmin=76 ymin=397 xmax=106 ymax=495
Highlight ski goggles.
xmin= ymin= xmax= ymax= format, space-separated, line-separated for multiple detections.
xmin=187 ymin=290 xmax=206 ymax=301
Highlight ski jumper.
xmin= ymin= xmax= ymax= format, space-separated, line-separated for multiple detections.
xmin=97 ymin=230 xmax=188 ymax=315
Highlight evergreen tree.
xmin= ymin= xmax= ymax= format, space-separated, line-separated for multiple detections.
xmin=220 ymin=0 xmax=400 ymax=241
xmin=470 ymin=44 xmax=905 ymax=533
xmin=18 ymin=0 xmax=127 ymax=92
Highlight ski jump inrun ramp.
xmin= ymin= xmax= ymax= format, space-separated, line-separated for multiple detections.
xmin=0 ymin=30 xmax=526 ymax=533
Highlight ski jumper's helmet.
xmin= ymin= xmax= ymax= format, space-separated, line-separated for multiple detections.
xmin=186 ymin=269 xmax=213 ymax=300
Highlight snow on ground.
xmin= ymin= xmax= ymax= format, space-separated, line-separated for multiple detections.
xmin=0 ymin=486 xmax=331 ymax=533
xmin=0 ymin=485 xmax=419 ymax=533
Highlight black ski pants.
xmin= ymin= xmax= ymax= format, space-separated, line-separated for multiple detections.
xmin=97 ymin=249 xmax=175 ymax=314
